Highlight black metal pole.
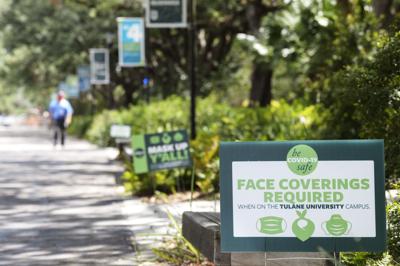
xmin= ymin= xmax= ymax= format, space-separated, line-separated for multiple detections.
xmin=108 ymin=83 xmax=113 ymax=109
xmin=106 ymin=35 xmax=114 ymax=109
xmin=189 ymin=0 xmax=197 ymax=140
xmin=334 ymin=251 xmax=340 ymax=266
xmin=145 ymin=26 xmax=150 ymax=104
xmin=146 ymin=83 xmax=150 ymax=103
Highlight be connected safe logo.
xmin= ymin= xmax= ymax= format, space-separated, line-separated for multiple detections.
xmin=286 ymin=144 xmax=318 ymax=176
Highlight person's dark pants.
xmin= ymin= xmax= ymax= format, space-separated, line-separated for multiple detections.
xmin=53 ymin=118 xmax=66 ymax=146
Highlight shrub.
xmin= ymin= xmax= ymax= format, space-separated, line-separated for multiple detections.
xmin=328 ymin=32 xmax=400 ymax=187
xmin=387 ymin=201 xmax=400 ymax=261
xmin=67 ymin=115 xmax=93 ymax=138
xmin=73 ymin=95 xmax=327 ymax=195
xmin=85 ymin=96 xmax=188 ymax=147
xmin=340 ymin=201 xmax=400 ymax=265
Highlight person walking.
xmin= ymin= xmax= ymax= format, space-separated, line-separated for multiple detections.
xmin=48 ymin=91 xmax=73 ymax=147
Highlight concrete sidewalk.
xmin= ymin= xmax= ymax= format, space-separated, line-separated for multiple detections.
xmin=0 ymin=125 xmax=219 ymax=265
xmin=121 ymin=196 xmax=220 ymax=265
xmin=0 ymin=126 xmax=137 ymax=265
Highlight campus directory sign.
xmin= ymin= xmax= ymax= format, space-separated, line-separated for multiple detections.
xmin=132 ymin=130 xmax=192 ymax=174
xmin=117 ymin=18 xmax=145 ymax=67
xmin=77 ymin=66 xmax=90 ymax=92
xmin=146 ymin=0 xmax=187 ymax=28
xmin=220 ymin=140 xmax=386 ymax=252
xmin=89 ymin=48 xmax=110 ymax=85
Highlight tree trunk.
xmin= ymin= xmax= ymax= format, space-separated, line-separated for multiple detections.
xmin=372 ymin=0 xmax=393 ymax=27
xmin=249 ymin=62 xmax=272 ymax=107
xmin=108 ymin=84 xmax=115 ymax=109
xmin=122 ymin=83 xmax=134 ymax=107
xmin=336 ymin=0 xmax=352 ymax=15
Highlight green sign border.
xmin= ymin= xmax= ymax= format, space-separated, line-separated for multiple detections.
xmin=132 ymin=130 xmax=192 ymax=174
xmin=219 ymin=140 xmax=386 ymax=252
xmin=132 ymin=134 xmax=149 ymax=174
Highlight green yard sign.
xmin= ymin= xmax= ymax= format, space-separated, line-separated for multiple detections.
xmin=220 ymin=140 xmax=386 ymax=252
xmin=132 ymin=130 xmax=192 ymax=174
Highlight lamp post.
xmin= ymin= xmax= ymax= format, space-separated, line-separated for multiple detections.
xmin=189 ymin=0 xmax=197 ymax=140
xmin=105 ymin=32 xmax=114 ymax=109
xmin=143 ymin=77 xmax=150 ymax=103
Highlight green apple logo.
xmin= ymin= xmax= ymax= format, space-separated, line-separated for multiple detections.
xmin=292 ymin=210 xmax=315 ymax=242
xmin=287 ymin=144 xmax=318 ymax=176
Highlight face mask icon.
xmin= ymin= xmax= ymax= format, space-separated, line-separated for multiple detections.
xmin=322 ymin=214 xmax=352 ymax=236
xmin=257 ymin=216 xmax=287 ymax=234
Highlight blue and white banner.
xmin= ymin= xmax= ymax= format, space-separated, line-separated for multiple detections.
xmin=58 ymin=75 xmax=79 ymax=99
xmin=58 ymin=82 xmax=68 ymax=93
xmin=117 ymin=17 xmax=145 ymax=67
xmin=77 ymin=66 xmax=91 ymax=92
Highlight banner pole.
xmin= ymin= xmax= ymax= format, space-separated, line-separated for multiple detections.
xmin=189 ymin=0 xmax=197 ymax=140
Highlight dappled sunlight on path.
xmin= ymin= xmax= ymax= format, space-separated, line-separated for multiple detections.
xmin=0 ymin=126 xmax=136 ymax=265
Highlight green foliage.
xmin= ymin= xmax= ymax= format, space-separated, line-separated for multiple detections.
xmin=152 ymin=211 xmax=204 ymax=265
xmin=0 ymin=0 xmax=288 ymax=111
xmin=340 ymin=252 xmax=394 ymax=266
xmin=190 ymin=134 xmax=220 ymax=194
xmin=328 ymin=32 xmax=400 ymax=187
xmin=340 ymin=201 xmax=400 ymax=265
xmin=84 ymin=96 xmax=188 ymax=147
xmin=235 ymin=0 xmax=380 ymax=104
xmin=387 ymin=201 xmax=400 ymax=260
xmin=0 ymin=0 xmax=394 ymax=115
xmin=70 ymin=95 xmax=327 ymax=195
xmin=340 ymin=252 xmax=379 ymax=266
xmin=85 ymin=109 xmax=128 ymax=147
xmin=67 ymin=115 xmax=93 ymax=138
xmin=0 ymin=86 xmax=32 ymax=114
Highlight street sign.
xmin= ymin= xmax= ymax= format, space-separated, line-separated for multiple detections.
xmin=77 ymin=66 xmax=91 ymax=92
xmin=110 ymin=125 xmax=131 ymax=139
xmin=89 ymin=48 xmax=110 ymax=85
xmin=117 ymin=17 xmax=145 ymax=67
xmin=220 ymin=140 xmax=386 ymax=252
xmin=132 ymin=130 xmax=192 ymax=174
xmin=146 ymin=0 xmax=187 ymax=28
